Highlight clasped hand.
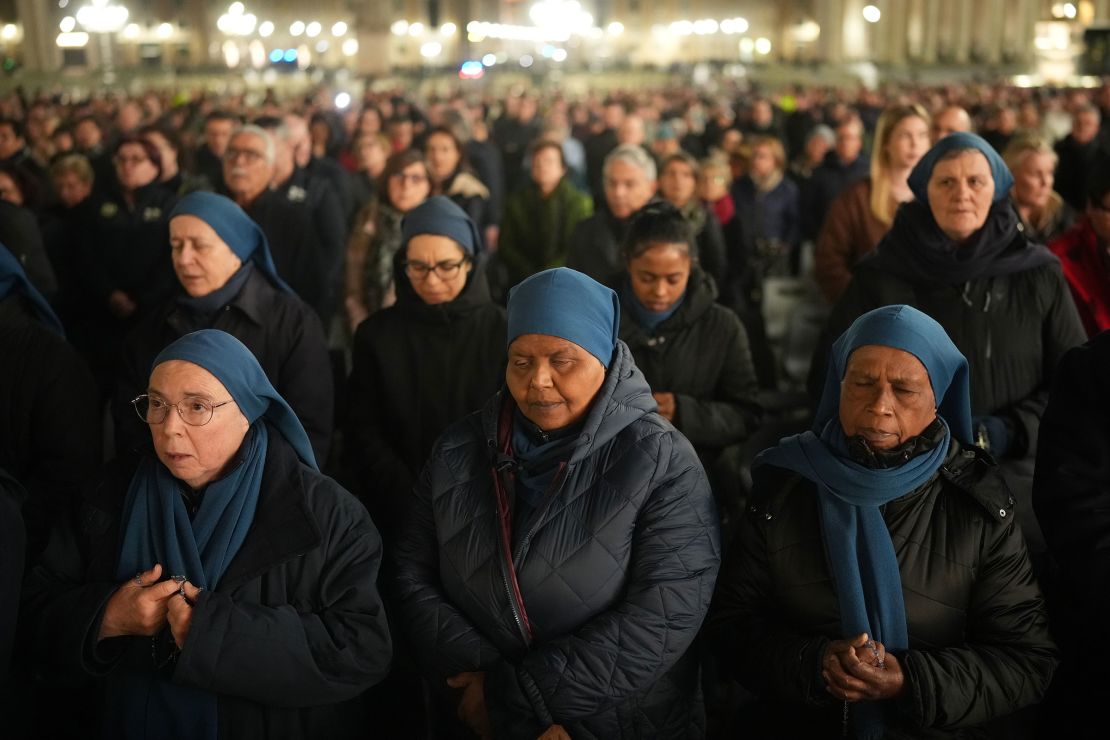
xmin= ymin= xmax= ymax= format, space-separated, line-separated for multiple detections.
xmin=822 ymin=632 xmax=905 ymax=702
xmin=98 ymin=563 xmax=203 ymax=648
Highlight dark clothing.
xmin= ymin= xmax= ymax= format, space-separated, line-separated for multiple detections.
xmin=802 ymin=153 xmax=871 ymax=242
xmin=0 ymin=296 xmax=101 ymax=557
xmin=493 ymin=117 xmax=541 ymax=196
xmin=730 ymin=175 xmax=801 ymax=273
xmin=682 ymin=202 xmax=729 ymax=289
xmin=565 ymin=206 xmax=632 ymax=284
xmin=585 ymin=129 xmax=618 ymax=205
xmin=1033 ymin=330 xmax=1110 ymax=737
xmin=275 ymin=168 xmax=347 ymax=325
xmin=1053 ymin=135 xmax=1101 ymax=212
xmin=193 ymin=145 xmax=225 ymax=192
xmin=496 ymin=178 xmax=594 ymax=293
xmin=467 ymin=138 xmax=505 ymax=226
xmin=0 ymin=469 xmax=23 ymax=686
xmin=708 ymin=441 xmax=1057 ymax=738
xmin=23 ymin=430 xmax=392 ymax=740
xmin=306 ymin=155 xmax=357 ymax=226
xmin=395 ymin=340 xmax=720 ymax=739
xmin=0 ymin=201 xmax=56 ymax=303
xmin=345 ymin=261 xmax=506 ymax=538
xmin=116 ymin=269 xmax=334 ymax=465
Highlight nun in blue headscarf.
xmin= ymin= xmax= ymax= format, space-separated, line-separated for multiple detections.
xmin=37 ymin=329 xmax=391 ymax=740
xmin=393 ymin=267 xmax=720 ymax=740
xmin=711 ymin=305 xmax=1057 ymax=740
xmin=115 ymin=191 xmax=334 ymax=464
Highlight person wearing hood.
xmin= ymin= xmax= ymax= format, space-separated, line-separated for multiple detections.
xmin=808 ymin=132 xmax=1087 ymax=573
xmin=616 ymin=202 xmax=761 ymax=534
xmin=394 ymin=267 xmax=720 ymax=739
xmin=345 ymin=195 xmax=506 ymax=536
xmin=115 ymin=192 xmax=333 ymax=466
xmin=24 ymin=330 xmax=391 ymax=740
xmin=710 ymin=305 xmax=1056 ymax=739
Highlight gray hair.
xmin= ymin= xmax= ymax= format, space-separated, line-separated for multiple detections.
xmin=603 ymin=143 xmax=656 ymax=181
xmin=231 ymin=124 xmax=276 ymax=165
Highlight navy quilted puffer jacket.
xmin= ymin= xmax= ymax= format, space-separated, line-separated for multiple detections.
xmin=394 ymin=340 xmax=721 ymax=739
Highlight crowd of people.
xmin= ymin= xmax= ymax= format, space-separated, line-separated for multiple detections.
xmin=4 ymin=76 xmax=1110 ymax=738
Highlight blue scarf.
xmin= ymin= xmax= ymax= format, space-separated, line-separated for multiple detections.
xmin=0 ymin=241 xmax=64 ymax=336
xmin=907 ymin=131 xmax=1014 ymax=207
xmin=621 ymin=277 xmax=685 ymax=334
xmin=114 ymin=329 xmax=316 ymax=740
xmin=756 ymin=305 xmax=972 ymax=740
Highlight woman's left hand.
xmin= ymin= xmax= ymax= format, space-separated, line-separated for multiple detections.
xmin=166 ymin=581 xmax=202 ymax=649
xmin=537 ymin=724 xmax=572 ymax=740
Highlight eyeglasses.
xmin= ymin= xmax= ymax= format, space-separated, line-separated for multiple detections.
xmin=224 ymin=147 xmax=266 ymax=163
xmin=131 ymin=394 xmax=235 ymax=427
xmin=114 ymin=155 xmax=149 ymax=166
xmin=403 ymin=257 xmax=469 ymax=280
xmin=390 ymin=171 xmax=428 ymax=185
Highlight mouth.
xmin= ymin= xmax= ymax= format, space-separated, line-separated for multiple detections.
xmin=163 ymin=452 xmax=192 ymax=464
xmin=858 ymin=427 xmax=898 ymax=445
xmin=644 ymin=301 xmax=671 ymax=311
xmin=528 ymin=400 xmax=565 ymax=411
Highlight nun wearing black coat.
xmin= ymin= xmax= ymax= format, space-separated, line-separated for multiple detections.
xmin=394 ymin=267 xmax=720 ymax=739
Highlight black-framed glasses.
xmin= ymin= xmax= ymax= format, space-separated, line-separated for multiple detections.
xmin=131 ymin=394 xmax=235 ymax=427
xmin=403 ymin=257 xmax=469 ymax=280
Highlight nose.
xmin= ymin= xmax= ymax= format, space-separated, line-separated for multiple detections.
xmin=529 ymin=365 xmax=553 ymax=389
xmin=160 ymin=406 xmax=186 ymax=437
xmin=864 ymin=385 xmax=895 ymax=416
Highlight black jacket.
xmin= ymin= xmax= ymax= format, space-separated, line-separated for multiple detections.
xmin=345 ymin=259 xmax=506 ymax=538
xmin=277 ymin=166 xmax=348 ymax=324
xmin=709 ymin=442 xmax=1057 ymax=738
xmin=115 ymin=269 xmax=334 ymax=465
xmin=23 ymin=430 xmax=392 ymax=740
xmin=618 ymin=269 xmax=761 ymax=458
xmin=566 ymin=207 xmax=630 ymax=285
xmin=394 ymin=341 xmax=720 ymax=739
xmin=0 ymin=468 xmax=25 ymax=689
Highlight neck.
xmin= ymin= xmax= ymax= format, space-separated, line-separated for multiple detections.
xmin=888 ymin=168 xmax=914 ymax=200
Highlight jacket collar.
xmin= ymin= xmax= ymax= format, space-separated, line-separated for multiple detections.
xmin=165 ymin=268 xmax=269 ymax=334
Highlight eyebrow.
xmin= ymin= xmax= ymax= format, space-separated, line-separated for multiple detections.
xmin=146 ymin=387 xmax=215 ymax=399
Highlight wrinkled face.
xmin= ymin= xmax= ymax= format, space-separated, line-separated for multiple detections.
xmin=628 ymin=243 xmax=691 ymax=313
xmin=223 ymin=132 xmax=273 ymax=203
xmin=604 ymin=159 xmax=656 ymax=220
xmin=835 ymin=122 xmax=863 ymax=162
xmin=204 ymin=119 xmax=235 ymax=157
xmin=507 ymin=334 xmax=607 ymax=431
xmin=404 ymin=234 xmax=472 ymax=305
xmin=839 ymin=345 xmax=937 ymax=450
xmin=170 ymin=215 xmax=244 ymax=298
xmin=885 ymin=116 xmax=931 ymax=170
xmin=531 ymin=146 xmax=565 ymax=194
xmin=0 ymin=123 xmax=22 ymax=160
xmin=52 ymin=171 xmax=92 ymax=208
xmin=0 ymin=171 xmax=21 ymax=206
xmin=425 ymin=132 xmax=461 ymax=183
xmin=387 ymin=162 xmax=431 ymax=212
xmin=114 ymin=142 xmax=159 ymax=191
xmin=147 ymin=360 xmax=250 ymax=490
xmin=659 ymin=160 xmax=697 ymax=207
xmin=926 ymin=150 xmax=996 ymax=243
xmin=1012 ymin=152 xmax=1056 ymax=210
xmin=1072 ymin=110 xmax=1101 ymax=146
xmin=750 ymin=144 xmax=778 ymax=179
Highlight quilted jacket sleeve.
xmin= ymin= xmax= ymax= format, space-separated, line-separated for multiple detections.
xmin=487 ymin=431 xmax=721 ymax=726
xmin=895 ymin=509 xmax=1058 ymax=729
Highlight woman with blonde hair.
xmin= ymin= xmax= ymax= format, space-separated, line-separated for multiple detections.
xmin=815 ymin=104 xmax=931 ymax=303
xmin=1003 ymin=133 xmax=1075 ymax=244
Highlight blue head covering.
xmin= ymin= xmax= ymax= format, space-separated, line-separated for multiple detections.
xmin=757 ymin=305 xmax=972 ymax=740
xmin=507 ymin=267 xmax=620 ymax=368
xmin=0 ymin=242 xmax=64 ymax=336
xmin=907 ymin=132 xmax=1014 ymax=207
xmin=169 ymin=192 xmax=293 ymax=294
xmin=401 ymin=195 xmax=483 ymax=256
xmin=113 ymin=330 xmax=316 ymax=740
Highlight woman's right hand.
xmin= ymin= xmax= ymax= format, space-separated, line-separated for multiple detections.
xmin=107 ymin=290 xmax=138 ymax=319
xmin=447 ymin=671 xmax=491 ymax=739
xmin=97 ymin=564 xmax=182 ymax=641
xmin=537 ymin=724 xmax=572 ymax=739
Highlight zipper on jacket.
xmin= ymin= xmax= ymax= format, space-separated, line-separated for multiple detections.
xmin=512 ymin=463 xmax=569 ymax=566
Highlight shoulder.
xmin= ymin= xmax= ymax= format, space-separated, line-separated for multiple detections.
xmin=936 ymin=445 xmax=1014 ymax=526
xmin=297 ymin=464 xmax=380 ymax=541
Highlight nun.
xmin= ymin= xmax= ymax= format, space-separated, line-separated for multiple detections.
xmin=394 ymin=267 xmax=720 ymax=739
xmin=25 ymin=329 xmax=391 ymax=739
xmin=345 ymin=195 xmax=506 ymax=536
xmin=116 ymin=191 xmax=334 ymax=466
xmin=710 ymin=305 xmax=1056 ymax=739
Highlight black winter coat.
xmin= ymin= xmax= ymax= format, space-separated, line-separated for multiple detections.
xmin=395 ymin=341 xmax=721 ymax=739
xmin=1032 ymin=330 xmax=1110 ymax=735
xmin=22 ymin=430 xmax=392 ymax=740
xmin=115 ymin=269 xmax=334 ymax=465
xmin=709 ymin=441 xmax=1057 ymax=739
xmin=345 ymin=259 xmax=506 ymax=538
xmin=618 ymin=269 xmax=761 ymax=458
xmin=566 ymin=207 xmax=629 ymax=284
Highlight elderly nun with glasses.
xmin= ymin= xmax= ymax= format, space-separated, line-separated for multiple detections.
xmin=345 ymin=195 xmax=506 ymax=537
xmin=710 ymin=305 xmax=1056 ymax=739
xmin=25 ymin=329 xmax=391 ymax=740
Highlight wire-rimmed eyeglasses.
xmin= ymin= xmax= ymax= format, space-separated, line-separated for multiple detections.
xmin=131 ymin=394 xmax=235 ymax=427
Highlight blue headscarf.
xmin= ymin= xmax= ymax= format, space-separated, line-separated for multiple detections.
xmin=757 ymin=305 xmax=971 ymax=740
xmin=907 ymin=132 xmax=1014 ymax=207
xmin=169 ymin=192 xmax=293 ymax=293
xmin=0 ymin=242 xmax=64 ymax=336
xmin=114 ymin=329 xmax=316 ymax=740
xmin=507 ymin=267 xmax=620 ymax=368
xmin=401 ymin=195 xmax=483 ymax=256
